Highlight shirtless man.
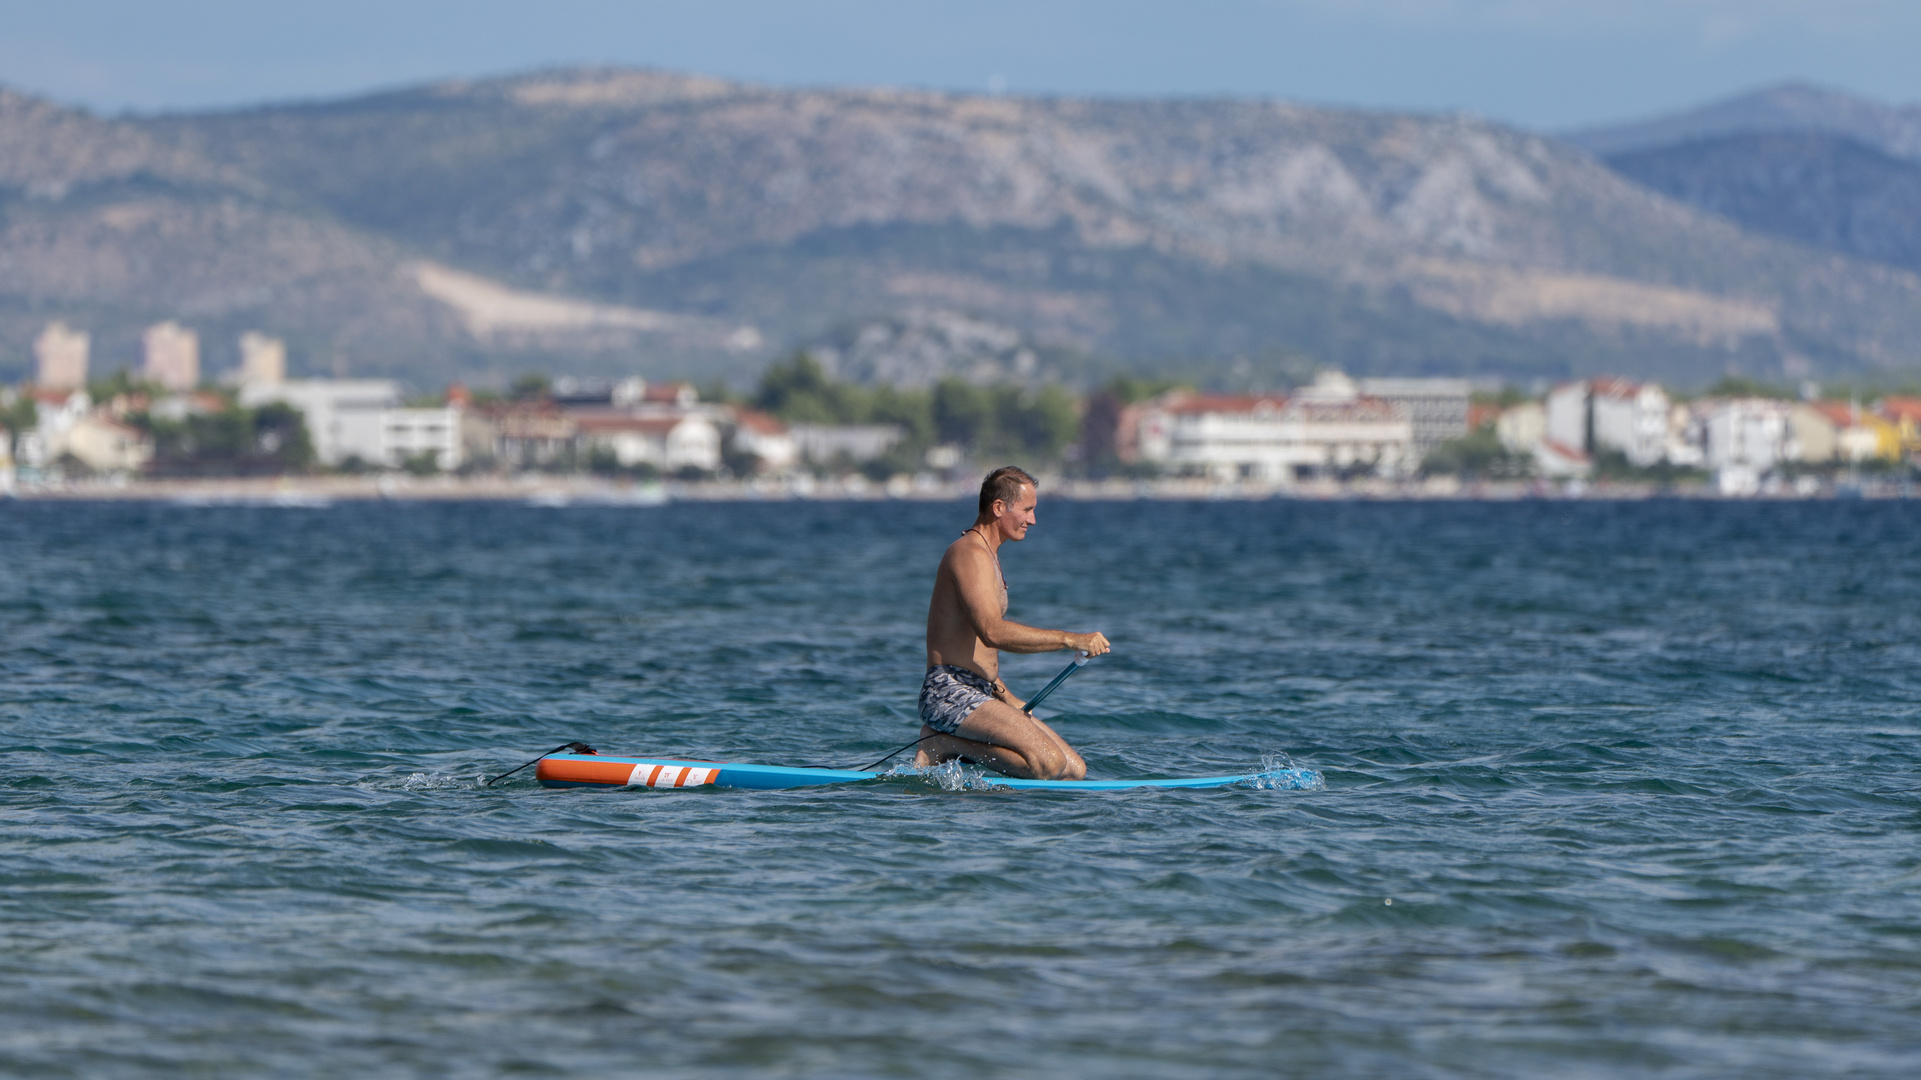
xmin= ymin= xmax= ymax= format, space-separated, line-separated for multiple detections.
xmin=915 ymin=466 xmax=1110 ymax=780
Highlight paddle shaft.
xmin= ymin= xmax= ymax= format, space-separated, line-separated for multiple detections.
xmin=1021 ymin=652 xmax=1093 ymax=714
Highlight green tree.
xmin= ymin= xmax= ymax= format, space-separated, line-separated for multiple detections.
xmin=251 ymin=403 xmax=315 ymax=469
xmin=932 ymin=379 xmax=994 ymax=447
xmin=143 ymin=402 xmax=315 ymax=476
xmin=0 ymin=394 xmax=39 ymax=450
xmin=1704 ymin=375 xmax=1795 ymax=400
xmin=866 ymin=383 xmax=934 ymax=446
xmin=755 ymin=352 xmax=871 ymax=424
xmin=994 ymin=384 xmax=1077 ymax=459
xmin=510 ymin=372 xmax=552 ymax=401
xmin=87 ymin=367 xmax=163 ymax=402
xmin=1422 ymin=427 xmax=1528 ymax=479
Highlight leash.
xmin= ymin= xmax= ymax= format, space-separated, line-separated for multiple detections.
xmin=485 ymin=741 xmax=597 ymax=786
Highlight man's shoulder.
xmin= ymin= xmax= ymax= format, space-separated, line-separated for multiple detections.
xmin=939 ymin=532 xmax=991 ymax=570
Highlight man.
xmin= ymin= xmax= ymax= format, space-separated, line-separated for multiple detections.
xmin=916 ymin=466 xmax=1110 ymax=780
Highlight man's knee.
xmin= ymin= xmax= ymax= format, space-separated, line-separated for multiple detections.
xmin=1029 ymin=744 xmax=1083 ymax=781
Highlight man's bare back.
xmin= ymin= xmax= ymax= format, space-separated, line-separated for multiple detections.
xmin=915 ymin=467 xmax=1110 ymax=780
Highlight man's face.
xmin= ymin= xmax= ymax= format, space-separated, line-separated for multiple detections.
xmin=994 ymin=484 xmax=1039 ymax=541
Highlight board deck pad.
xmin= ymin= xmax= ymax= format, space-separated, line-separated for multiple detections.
xmin=534 ymin=753 xmax=1323 ymax=792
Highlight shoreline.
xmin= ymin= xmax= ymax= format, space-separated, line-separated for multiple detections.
xmin=3 ymin=473 xmax=1913 ymax=503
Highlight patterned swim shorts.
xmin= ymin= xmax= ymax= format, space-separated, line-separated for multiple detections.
xmin=919 ymin=664 xmax=997 ymax=735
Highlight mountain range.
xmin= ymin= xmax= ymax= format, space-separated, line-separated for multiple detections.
xmin=4 ymin=69 xmax=1921 ymax=390
xmin=1566 ymin=84 xmax=1921 ymax=286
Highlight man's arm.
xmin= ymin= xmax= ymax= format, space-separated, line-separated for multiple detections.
xmin=953 ymin=545 xmax=1110 ymax=657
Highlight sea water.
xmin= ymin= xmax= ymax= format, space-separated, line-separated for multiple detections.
xmin=4 ymin=498 xmax=1921 ymax=1077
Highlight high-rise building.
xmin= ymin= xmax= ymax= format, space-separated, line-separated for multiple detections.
xmin=142 ymin=321 xmax=199 ymax=392
xmin=238 ymin=331 xmax=286 ymax=386
xmin=33 ymin=322 xmax=90 ymax=390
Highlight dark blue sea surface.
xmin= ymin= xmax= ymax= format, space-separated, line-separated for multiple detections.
xmin=5 ymin=498 xmax=1921 ymax=1077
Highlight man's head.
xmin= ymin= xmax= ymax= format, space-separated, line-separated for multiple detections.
xmin=978 ymin=466 xmax=1039 ymax=541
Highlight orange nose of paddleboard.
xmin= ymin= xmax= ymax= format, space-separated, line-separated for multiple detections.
xmin=536 ymin=757 xmax=721 ymax=788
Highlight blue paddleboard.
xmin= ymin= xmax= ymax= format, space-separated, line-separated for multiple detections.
xmin=535 ymin=753 xmax=1322 ymax=791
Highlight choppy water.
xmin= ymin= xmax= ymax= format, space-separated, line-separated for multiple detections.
xmin=5 ymin=498 xmax=1921 ymax=1077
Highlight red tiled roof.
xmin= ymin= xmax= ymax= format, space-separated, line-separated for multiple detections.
xmin=79 ymin=416 xmax=146 ymax=438
xmin=1589 ymin=376 xmax=1642 ymax=399
xmin=1538 ymin=438 xmax=1590 ymax=463
xmin=1163 ymin=395 xmax=1286 ymax=415
xmin=643 ymin=381 xmax=696 ymax=403
xmin=574 ymin=414 xmax=688 ymax=435
xmin=1878 ymin=395 xmax=1921 ymax=422
xmin=1809 ymin=401 xmax=1864 ymax=427
xmin=732 ymin=409 xmax=788 ymax=435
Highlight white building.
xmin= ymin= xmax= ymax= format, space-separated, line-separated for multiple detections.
xmin=789 ymin=424 xmax=906 ymax=464
xmin=240 ymin=379 xmax=400 ymax=466
xmin=550 ymin=375 xmax=648 ymax=408
xmin=63 ymin=415 xmax=153 ymax=473
xmin=1665 ymin=404 xmax=1706 ymax=468
xmin=141 ymin=321 xmax=200 ymax=392
xmin=1136 ymin=382 xmax=1413 ymax=481
xmin=382 ymin=408 xmax=463 ymax=471
xmin=18 ymin=389 xmax=93 ymax=467
xmin=1358 ymin=377 xmax=1470 ymax=460
xmin=33 ymin=322 xmax=89 ymax=391
xmin=1533 ymin=439 xmax=1592 ymax=478
xmin=1543 ymin=381 xmax=1589 ymax=454
xmin=730 ymin=410 xmax=798 ymax=472
xmin=1495 ymin=402 xmax=1546 ymax=454
xmin=1697 ymin=398 xmax=1798 ymax=494
xmin=574 ymin=412 xmax=721 ymax=472
xmin=1590 ymin=378 xmax=1670 ymax=467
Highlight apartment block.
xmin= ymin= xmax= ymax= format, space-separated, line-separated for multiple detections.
xmin=33 ymin=322 xmax=90 ymax=390
xmin=142 ymin=322 xmax=200 ymax=391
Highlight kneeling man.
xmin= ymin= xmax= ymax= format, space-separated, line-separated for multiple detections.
xmin=917 ymin=466 xmax=1110 ymax=780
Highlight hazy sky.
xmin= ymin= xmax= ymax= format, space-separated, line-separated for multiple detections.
xmin=1 ymin=0 xmax=1917 ymax=130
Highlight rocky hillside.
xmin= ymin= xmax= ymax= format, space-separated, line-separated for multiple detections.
xmin=0 ymin=84 xmax=758 ymax=386
xmin=7 ymin=69 xmax=1921 ymax=387
xmin=1607 ymin=132 xmax=1921 ymax=276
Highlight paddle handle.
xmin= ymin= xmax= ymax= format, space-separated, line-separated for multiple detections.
xmin=1021 ymin=652 xmax=1093 ymax=714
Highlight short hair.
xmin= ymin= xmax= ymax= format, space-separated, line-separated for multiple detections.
xmin=979 ymin=466 xmax=1037 ymax=516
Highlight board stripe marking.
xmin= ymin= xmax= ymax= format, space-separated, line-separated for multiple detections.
xmin=610 ymin=763 xmax=718 ymax=788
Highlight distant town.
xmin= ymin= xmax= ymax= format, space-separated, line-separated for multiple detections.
xmin=6 ymin=318 xmax=1918 ymax=500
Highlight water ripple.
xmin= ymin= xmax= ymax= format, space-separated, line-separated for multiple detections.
xmin=4 ymin=500 xmax=1921 ymax=1076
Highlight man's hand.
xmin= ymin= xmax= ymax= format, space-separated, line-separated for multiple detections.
xmin=1068 ymin=632 xmax=1111 ymax=657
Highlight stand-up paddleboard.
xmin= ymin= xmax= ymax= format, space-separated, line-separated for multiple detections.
xmin=534 ymin=753 xmax=1322 ymax=792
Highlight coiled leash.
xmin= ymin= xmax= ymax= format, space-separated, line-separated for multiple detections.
xmin=485 ymin=741 xmax=597 ymax=786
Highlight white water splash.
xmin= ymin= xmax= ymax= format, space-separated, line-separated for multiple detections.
xmin=396 ymin=772 xmax=479 ymax=791
xmin=1248 ymin=752 xmax=1326 ymax=791
xmin=883 ymin=761 xmax=1010 ymax=791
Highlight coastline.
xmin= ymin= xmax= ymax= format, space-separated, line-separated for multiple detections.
xmin=3 ymin=472 xmax=1911 ymax=503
